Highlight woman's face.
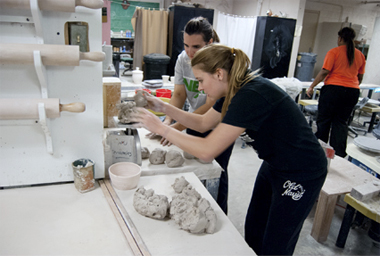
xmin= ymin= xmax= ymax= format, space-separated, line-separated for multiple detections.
xmin=192 ymin=65 xmax=228 ymax=100
xmin=184 ymin=33 xmax=210 ymax=59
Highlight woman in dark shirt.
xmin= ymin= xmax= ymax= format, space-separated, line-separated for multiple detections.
xmin=132 ymin=44 xmax=327 ymax=255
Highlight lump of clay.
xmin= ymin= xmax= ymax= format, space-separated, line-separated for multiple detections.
xmin=133 ymin=187 xmax=169 ymax=220
xmin=172 ymin=176 xmax=189 ymax=193
xmin=165 ymin=150 xmax=185 ymax=168
xmin=117 ymin=101 xmax=136 ymax=124
xmin=141 ymin=147 xmax=150 ymax=159
xmin=149 ymin=148 xmax=167 ymax=165
xmin=183 ymin=151 xmax=212 ymax=164
xmin=183 ymin=151 xmax=195 ymax=159
xmin=134 ymin=90 xmax=148 ymax=107
xmin=169 ymin=177 xmax=217 ymax=234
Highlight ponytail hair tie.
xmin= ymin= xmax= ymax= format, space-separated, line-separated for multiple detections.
xmin=231 ymin=48 xmax=234 ymax=54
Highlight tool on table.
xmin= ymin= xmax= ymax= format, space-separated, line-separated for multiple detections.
xmin=0 ymin=0 xmax=104 ymax=12
xmin=0 ymin=98 xmax=85 ymax=119
xmin=0 ymin=43 xmax=105 ymax=66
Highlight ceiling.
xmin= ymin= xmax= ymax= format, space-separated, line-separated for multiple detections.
xmin=306 ymin=0 xmax=380 ymax=9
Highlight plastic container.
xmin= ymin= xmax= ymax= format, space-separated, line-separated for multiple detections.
xmin=143 ymin=53 xmax=170 ymax=80
xmin=156 ymin=89 xmax=171 ymax=98
xmin=295 ymin=52 xmax=317 ymax=82
xmin=109 ymin=162 xmax=141 ymax=190
xmin=132 ymin=67 xmax=143 ymax=84
xmin=72 ymin=159 xmax=95 ymax=193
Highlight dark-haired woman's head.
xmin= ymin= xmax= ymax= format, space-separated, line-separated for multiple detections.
xmin=183 ymin=17 xmax=220 ymax=59
xmin=338 ymin=27 xmax=356 ymax=43
xmin=338 ymin=27 xmax=356 ymax=65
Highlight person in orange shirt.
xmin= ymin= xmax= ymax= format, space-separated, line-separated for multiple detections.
xmin=307 ymin=27 xmax=366 ymax=157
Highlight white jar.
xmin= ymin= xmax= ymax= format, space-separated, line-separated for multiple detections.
xmin=132 ymin=67 xmax=143 ymax=84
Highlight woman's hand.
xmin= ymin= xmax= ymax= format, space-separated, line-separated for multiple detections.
xmin=306 ymin=87 xmax=314 ymax=98
xmin=131 ymin=107 xmax=166 ymax=135
xmin=143 ymin=92 xmax=167 ymax=113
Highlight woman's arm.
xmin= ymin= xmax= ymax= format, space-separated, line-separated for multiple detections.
xmin=132 ymin=107 xmax=243 ymax=162
xmin=163 ymin=84 xmax=187 ymax=125
xmin=306 ymin=69 xmax=329 ymax=98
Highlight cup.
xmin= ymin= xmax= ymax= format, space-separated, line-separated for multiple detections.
xmin=72 ymin=159 xmax=95 ymax=193
xmin=162 ymin=75 xmax=169 ymax=84
xmin=171 ymin=76 xmax=175 ymax=84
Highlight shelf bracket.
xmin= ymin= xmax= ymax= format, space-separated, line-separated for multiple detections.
xmin=33 ymin=50 xmax=48 ymax=98
xmin=38 ymin=102 xmax=53 ymax=155
xmin=30 ymin=0 xmax=44 ymax=44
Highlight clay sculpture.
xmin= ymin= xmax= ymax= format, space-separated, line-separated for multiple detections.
xmin=165 ymin=150 xmax=185 ymax=168
xmin=170 ymin=177 xmax=217 ymax=234
xmin=117 ymin=101 xmax=136 ymax=124
xmin=133 ymin=187 xmax=169 ymax=220
xmin=149 ymin=148 xmax=167 ymax=165
xmin=141 ymin=147 xmax=150 ymax=159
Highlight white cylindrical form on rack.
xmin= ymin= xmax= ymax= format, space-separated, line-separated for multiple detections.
xmin=0 ymin=98 xmax=85 ymax=119
xmin=0 ymin=0 xmax=104 ymax=12
xmin=0 ymin=43 xmax=105 ymax=66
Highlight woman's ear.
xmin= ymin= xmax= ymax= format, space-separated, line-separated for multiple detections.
xmin=208 ymin=38 xmax=213 ymax=45
xmin=215 ymin=68 xmax=223 ymax=81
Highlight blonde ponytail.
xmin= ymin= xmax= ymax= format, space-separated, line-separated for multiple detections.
xmin=191 ymin=44 xmax=259 ymax=118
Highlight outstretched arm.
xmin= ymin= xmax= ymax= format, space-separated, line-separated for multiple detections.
xmin=132 ymin=107 xmax=243 ymax=162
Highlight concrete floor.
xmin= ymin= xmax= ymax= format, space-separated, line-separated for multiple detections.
xmin=119 ymin=73 xmax=380 ymax=255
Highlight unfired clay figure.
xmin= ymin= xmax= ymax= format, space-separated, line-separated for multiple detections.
xmin=117 ymin=101 xmax=136 ymax=124
xmin=141 ymin=147 xmax=150 ymax=159
xmin=149 ymin=148 xmax=167 ymax=165
xmin=117 ymin=91 xmax=147 ymax=124
xmin=170 ymin=177 xmax=217 ymax=234
xmin=165 ymin=150 xmax=185 ymax=168
xmin=133 ymin=187 xmax=169 ymax=220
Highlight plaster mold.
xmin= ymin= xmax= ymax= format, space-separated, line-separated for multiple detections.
xmin=149 ymin=148 xmax=167 ymax=164
xmin=133 ymin=187 xmax=169 ymax=220
xmin=165 ymin=150 xmax=185 ymax=168
xmin=141 ymin=147 xmax=150 ymax=159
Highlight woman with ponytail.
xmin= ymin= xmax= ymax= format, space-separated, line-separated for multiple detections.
xmin=147 ymin=16 xmax=233 ymax=214
xmin=132 ymin=44 xmax=327 ymax=255
xmin=307 ymin=27 xmax=366 ymax=157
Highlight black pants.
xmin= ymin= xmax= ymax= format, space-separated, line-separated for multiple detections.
xmin=245 ymin=161 xmax=327 ymax=255
xmin=316 ymin=85 xmax=359 ymax=157
xmin=186 ymin=128 xmax=234 ymax=214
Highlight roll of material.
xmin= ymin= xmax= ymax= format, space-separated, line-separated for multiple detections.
xmin=0 ymin=43 xmax=105 ymax=66
xmin=0 ymin=98 xmax=86 ymax=119
xmin=0 ymin=0 xmax=104 ymax=12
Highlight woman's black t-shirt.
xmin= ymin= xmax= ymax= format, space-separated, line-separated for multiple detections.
xmin=214 ymin=76 xmax=327 ymax=179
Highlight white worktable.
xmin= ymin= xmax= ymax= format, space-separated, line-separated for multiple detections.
xmin=0 ymin=183 xmax=133 ymax=255
xmin=346 ymin=143 xmax=380 ymax=174
xmin=113 ymin=172 xmax=256 ymax=255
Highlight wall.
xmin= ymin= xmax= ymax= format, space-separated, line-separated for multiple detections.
xmin=102 ymin=0 xmax=111 ymax=45
xmin=363 ymin=16 xmax=380 ymax=100
xmin=305 ymin=0 xmax=380 ymax=78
